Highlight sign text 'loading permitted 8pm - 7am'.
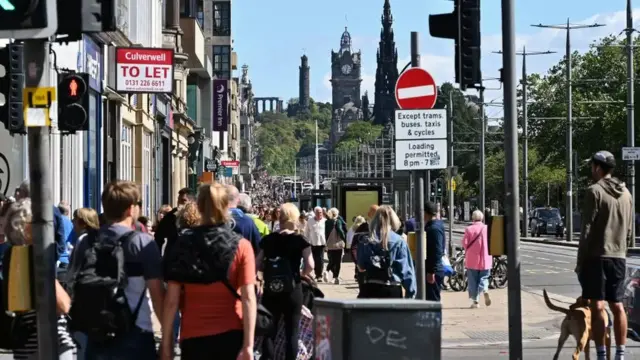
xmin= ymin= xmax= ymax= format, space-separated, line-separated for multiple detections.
xmin=115 ymin=48 xmax=175 ymax=94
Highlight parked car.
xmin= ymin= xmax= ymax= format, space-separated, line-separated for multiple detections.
xmin=529 ymin=207 xmax=565 ymax=238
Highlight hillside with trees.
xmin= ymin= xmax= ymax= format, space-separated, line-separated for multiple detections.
xmin=255 ymin=98 xmax=331 ymax=175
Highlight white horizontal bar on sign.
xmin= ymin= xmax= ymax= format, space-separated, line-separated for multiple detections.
xmin=397 ymin=85 xmax=435 ymax=99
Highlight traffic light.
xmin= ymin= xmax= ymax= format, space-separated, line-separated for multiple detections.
xmin=0 ymin=44 xmax=25 ymax=135
xmin=56 ymin=0 xmax=116 ymax=40
xmin=429 ymin=0 xmax=482 ymax=90
xmin=58 ymin=72 xmax=89 ymax=132
xmin=0 ymin=0 xmax=57 ymax=39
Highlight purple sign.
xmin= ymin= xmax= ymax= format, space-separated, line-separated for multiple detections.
xmin=82 ymin=35 xmax=102 ymax=91
xmin=213 ymin=79 xmax=228 ymax=132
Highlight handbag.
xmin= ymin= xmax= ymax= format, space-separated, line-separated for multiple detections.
xmin=326 ymin=226 xmax=345 ymax=250
xmin=221 ymin=277 xmax=274 ymax=337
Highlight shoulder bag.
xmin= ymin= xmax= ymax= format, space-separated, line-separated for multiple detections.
xmin=326 ymin=224 xmax=345 ymax=250
xmin=221 ymin=277 xmax=274 ymax=337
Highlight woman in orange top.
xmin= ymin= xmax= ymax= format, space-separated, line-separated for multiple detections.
xmin=160 ymin=183 xmax=257 ymax=360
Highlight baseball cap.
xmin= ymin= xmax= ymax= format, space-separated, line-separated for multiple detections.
xmin=589 ymin=150 xmax=616 ymax=168
xmin=424 ymin=201 xmax=438 ymax=215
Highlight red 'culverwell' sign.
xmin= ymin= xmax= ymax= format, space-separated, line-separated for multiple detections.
xmin=115 ymin=48 xmax=174 ymax=94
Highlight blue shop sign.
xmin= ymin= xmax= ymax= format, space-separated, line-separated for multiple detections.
xmin=82 ymin=35 xmax=103 ymax=91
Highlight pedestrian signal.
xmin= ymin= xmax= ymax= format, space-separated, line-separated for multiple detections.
xmin=58 ymin=72 xmax=89 ymax=132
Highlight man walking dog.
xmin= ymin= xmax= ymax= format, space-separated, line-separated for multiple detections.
xmin=576 ymin=151 xmax=633 ymax=360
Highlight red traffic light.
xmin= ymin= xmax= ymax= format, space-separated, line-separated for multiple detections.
xmin=60 ymin=74 xmax=87 ymax=101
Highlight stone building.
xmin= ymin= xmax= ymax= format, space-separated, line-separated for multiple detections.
xmin=373 ymin=0 xmax=399 ymax=126
xmin=329 ymin=27 xmax=370 ymax=146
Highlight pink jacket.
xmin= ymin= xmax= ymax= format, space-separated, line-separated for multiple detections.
xmin=463 ymin=221 xmax=492 ymax=270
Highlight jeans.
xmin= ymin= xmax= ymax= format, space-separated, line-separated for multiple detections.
xmin=85 ymin=326 xmax=157 ymax=360
xmin=74 ymin=331 xmax=88 ymax=360
xmin=467 ymin=269 xmax=490 ymax=302
xmin=310 ymin=246 xmax=325 ymax=278
xmin=326 ymin=249 xmax=343 ymax=279
xmin=173 ymin=311 xmax=181 ymax=344
xmin=426 ymin=272 xmax=444 ymax=302
xmin=261 ymin=285 xmax=303 ymax=360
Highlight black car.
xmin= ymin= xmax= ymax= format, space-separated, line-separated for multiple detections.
xmin=529 ymin=207 xmax=565 ymax=238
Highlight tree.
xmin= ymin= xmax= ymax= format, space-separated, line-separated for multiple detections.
xmin=525 ymin=34 xmax=640 ymax=210
xmin=255 ymin=97 xmax=330 ymax=175
xmin=484 ymin=147 xmax=564 ymax=206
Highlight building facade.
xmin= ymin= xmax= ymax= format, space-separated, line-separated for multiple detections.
xmin=0 ymin=0 xmax=212 ymax=219
xmin=330 ymin=27 xmax=365 ymax=147
xmin=238 ymin=65 xmax=255 ymax=189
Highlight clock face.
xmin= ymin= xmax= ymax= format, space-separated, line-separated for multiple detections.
xmin=341 ymin=64 xmax=352 ymax=75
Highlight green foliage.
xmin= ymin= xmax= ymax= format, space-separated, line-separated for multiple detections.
xmin=255 ymin=97 xmax=331 ymax=175
xmin=525 ymin=34 xmax=640 ymax=210
xmin=484 ymin=147 xmax=565 ymax=206
xmin=334 ymin=121 xmax=383 ymax=153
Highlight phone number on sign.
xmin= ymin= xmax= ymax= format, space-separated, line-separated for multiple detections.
xmin=124 ymin=79 xmax=166 ymax=88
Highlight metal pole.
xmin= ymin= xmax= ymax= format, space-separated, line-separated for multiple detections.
xmin=566 ymin=20 xmax=573 ymax=243
xmin=501 ymin=0 xmax=523 ymax=358
xmin=522 ymin=50 xmax=529 ymax=238
xmin=25 ymin=39 xmax=58 ymax=359
xmin=627 ymin=0 xmax=636 ymax=246
xmin=314 ymin=119 xmax=320 ymax=189
xmin=447 ymin=91 xmax=454 ymax=256
xmin=411 ymin=31 xmax=426 ymax=300
xmin=479 ymin=87 xmax=486 ymax=216
xmin=516 ymin=47 xmax=554 ymax=237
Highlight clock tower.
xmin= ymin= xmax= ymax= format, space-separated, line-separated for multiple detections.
xmin=330 ymin=27 xmax=362 ymax=112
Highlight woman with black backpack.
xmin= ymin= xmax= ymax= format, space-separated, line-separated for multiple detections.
xmin=160 ymin=183 xmax=257 ymax=360
xmin=357 ymin=205 xmax=417 ymax=299
xmin=257 ymin=203 xmax=314 ymax=360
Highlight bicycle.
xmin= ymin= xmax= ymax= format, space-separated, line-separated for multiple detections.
xmin=489 ymin=256 xmax=508 ymax=289
xmin=447 ymin=246 xmax=468 ymax=292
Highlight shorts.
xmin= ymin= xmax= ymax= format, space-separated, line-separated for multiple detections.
xmin=579 ymin=257 xmax=626 ymax=303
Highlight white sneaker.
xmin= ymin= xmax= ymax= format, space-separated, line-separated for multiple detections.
xmin=484 ymin=292 xmax=492 ymax=307
xmin=470 ymin=301 xmax=479 ymax=309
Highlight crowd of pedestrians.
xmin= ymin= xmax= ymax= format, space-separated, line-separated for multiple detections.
xmin=0 ymin=150 xmax=631 ymax=360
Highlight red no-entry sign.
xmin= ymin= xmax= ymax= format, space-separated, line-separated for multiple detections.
xmin=395 ymin=68 xmax=438 ymax=110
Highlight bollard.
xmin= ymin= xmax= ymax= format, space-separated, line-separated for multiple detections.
xmin=314 ymin=299 xmax=442 ymax=360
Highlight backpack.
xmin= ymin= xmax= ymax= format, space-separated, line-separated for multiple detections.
xmin=364 ymin=242 xmax=394 ymax=284
xmin=68 ymin=231 xmax=146 ymax=344
xmin=263 ymin=248 xmax=295 ymax=294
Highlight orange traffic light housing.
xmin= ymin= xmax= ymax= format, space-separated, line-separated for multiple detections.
xmin=58 ymin=72 xmax=89 ymax=132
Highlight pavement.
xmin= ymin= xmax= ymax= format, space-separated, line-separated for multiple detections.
xmin=318 ymin=261 xmax=640 ymax=359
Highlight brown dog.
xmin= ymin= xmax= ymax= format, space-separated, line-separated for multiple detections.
xmin=543 ymin=289 xmax=611 ymax=360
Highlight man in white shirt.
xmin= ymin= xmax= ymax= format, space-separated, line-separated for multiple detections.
xmin=304 ymin=206 xmax=327 ymax=282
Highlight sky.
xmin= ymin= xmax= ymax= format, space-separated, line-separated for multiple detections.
xmin=232 ymin=0 xmax=639 ymax=119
